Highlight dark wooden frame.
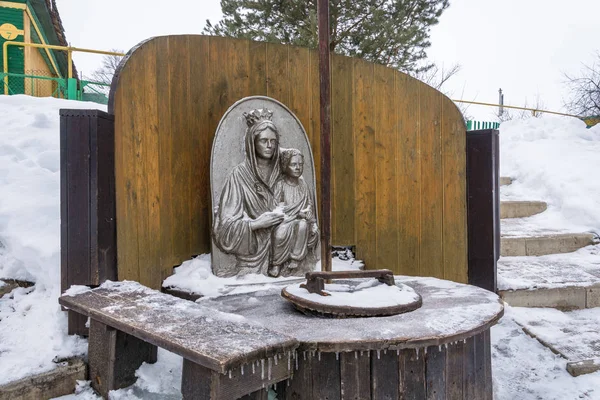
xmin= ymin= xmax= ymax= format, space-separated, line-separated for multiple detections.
xmin=466 ymin=129 xmax=500 ymax=292
xmin=60 ymin=109 xmax=117 ymax=335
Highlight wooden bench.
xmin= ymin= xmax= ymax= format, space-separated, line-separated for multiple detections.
xmin=59 ymin=281 xmax=299 ymax=399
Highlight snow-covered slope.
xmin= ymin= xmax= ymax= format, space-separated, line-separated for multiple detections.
xmin=0 ymin=95 xmax=105 ymax=383
xmin=500 ymin=116 xmax=600 ymax=235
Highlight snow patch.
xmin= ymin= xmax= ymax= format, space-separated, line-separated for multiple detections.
xmin=285 ymin=280 xmax=420 ymax=308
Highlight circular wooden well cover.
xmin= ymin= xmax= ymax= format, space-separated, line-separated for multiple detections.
xmin=281 ymin=270 xmax=422 ymax=318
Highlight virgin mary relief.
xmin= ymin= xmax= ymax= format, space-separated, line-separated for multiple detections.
xmin=210 ymin=97 xmax=319 ymax=278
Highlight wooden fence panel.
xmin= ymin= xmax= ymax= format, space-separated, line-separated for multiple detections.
xmin=109 ymin=35 xmax=467 ymax=289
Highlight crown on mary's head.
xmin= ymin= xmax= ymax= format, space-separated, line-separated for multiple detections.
xmin=244 ymin=108 xmax=273 ymax=127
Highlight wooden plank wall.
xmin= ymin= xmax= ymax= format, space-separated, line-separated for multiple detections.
xmin=109 ymin=35 xmax=467 ymax=289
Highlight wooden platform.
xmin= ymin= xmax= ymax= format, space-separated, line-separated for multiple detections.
xmin=207 ymin=276 xmax=504 ymax=399
xmin=61 ymin=277 xmax=503 ymax=399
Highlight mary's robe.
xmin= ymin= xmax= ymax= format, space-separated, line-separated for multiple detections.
xmin=212 ymin=122 xmax=281 ymax=277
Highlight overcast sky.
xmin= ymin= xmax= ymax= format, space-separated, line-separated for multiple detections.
xmin=56 ymin=0 xmax=600 ymax=120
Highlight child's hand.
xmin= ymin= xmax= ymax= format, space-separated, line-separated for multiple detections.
xmin=300 ymin=206 xmax=313 ymax=220
xmin=311 ymin=223 xmax=319 ymax=235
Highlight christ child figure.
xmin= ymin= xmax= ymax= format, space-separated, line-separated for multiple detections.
xmin=269 ymin=148 xmax=319 ymax=277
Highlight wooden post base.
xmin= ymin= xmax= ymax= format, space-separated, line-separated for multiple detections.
xmin=181 ymin=356 xmax=292 ymax=400
xmin=88 ymin=319 xmax=157 ymax=398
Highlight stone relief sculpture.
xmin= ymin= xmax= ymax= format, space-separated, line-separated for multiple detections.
xmin=270 ymin=148 xmax=319 ymax=277
xmin=211 ymin=97 xmax=319 ymax=278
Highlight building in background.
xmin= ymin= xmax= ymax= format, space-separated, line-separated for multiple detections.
xmin=0 ymin=0 xmax=74 ymax=97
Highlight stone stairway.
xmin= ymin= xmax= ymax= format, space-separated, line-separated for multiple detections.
xmin=498 ymin=177 xmax=599 ymax=305
xmin=497 ymin=177 xmax=600 ymax=376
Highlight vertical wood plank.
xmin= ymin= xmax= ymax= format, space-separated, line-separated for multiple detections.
xmin=446 ymin=340 xmax=465 ymax=399
xmin=374 ymin=64 xmax=398 ymax=269
xmin=395 ymin=72 xmax=421 ymax=276
xmin=60 ymin=113 xmax=68 ymax=293
xmin=353 ymin=59 xmax=375 ymax=265
xmin=95 ymin=114 xmax=117 ymax=283
xmin=248 ymin=41 xmax=267 ymax=96
xmin=155 ymin=37 xmax=175 ymax=274
xmin=181 ymin=359 xmax=213 ymax=399
xmin=189 ymin=36 xmax=216 ymax=261
xmin=116 ymin=49 xmax=141 ymax=282
xmin=340 ymin=351 xmax=371 ymax=400
xmin=443 ymin=103 xmax=468 ymax=283
xmin=66 ymin=115 xmax=91 ymax=285
xmin=266 ymin=43 xmax=290 ymax=105
xmin=132 ymin=44 xmax=149 ymax=286
xmin=137 ymin=40 xmax=161 ymax=289
xmin=471 ymin=332 xmax=486 ymax=400
xmin=483 ymin=329 xmax=493 ymax=399
xmin=425 ymin=345 xmax=446 ymax=400
xmin=419 ymin=87 xmax=443 ymax=278
xmin=285 ymin=351 xmax=313 ymax=399
xmin=331 ymin=55 xmax=355 ymax=246
xmin=287 ymin=45 xmax=311 ymax=129
xmin=464 ymin=336 xmax=477 ymax=399
xmin=312 ymin=352 xmax=341 ymax=400
xmin=399 ymin=348 xmax=426 ymax=400
xmin=169 ymin=36 xmax=192 ymax=268
xmin=371 ymin=350 xmax=399 ymax=399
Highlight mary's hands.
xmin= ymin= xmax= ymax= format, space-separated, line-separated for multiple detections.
xmin=249 ymin=211 xmax=285 ymax=230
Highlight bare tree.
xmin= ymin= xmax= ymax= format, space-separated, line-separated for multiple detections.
xmin=412 ymin=63 xmax=461 ymax=91
xmin=564 ymin=53 xmax=600 ymax=117
xmin=410 ymin=63 xmax=470 ymax=120
xmin=497 ymin=94 xmax=545 ymax=122
xmin=86 ymin=49 xmax=124 ymax=86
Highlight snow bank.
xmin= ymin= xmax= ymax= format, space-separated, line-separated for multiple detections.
xmin=500 ymin=115 xmax=600 ymax=234
xmin=0 ymin=95 xmax=105 ymax=383
xmin=162 ymin=252 xmax=364 ymax=298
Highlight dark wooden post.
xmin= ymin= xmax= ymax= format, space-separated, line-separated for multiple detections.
xmin=466 ymin=129 xmax=500 ymax=292
xmin=318 ymin=0 xmax=332 ymax=272
xmin=60 ymin=109 xmax=117 ymax=335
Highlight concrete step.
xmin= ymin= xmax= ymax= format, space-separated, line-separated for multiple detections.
xmin=510 ymin=307 xmax=600 ymax=376
xmin=501 ymin=232 xmax=597 ymax=257
xmin=499 ymin=286 xmax=600 ymax=310
xmin=499 ymin=177 xmax=513 ymax=186
xmin=500 ymin=201 xmax=547 ymax=219
xmin=0 ymin=357 xmax=86 ymax=399
xmin=498 ymin=256 xmax=600 ymax=309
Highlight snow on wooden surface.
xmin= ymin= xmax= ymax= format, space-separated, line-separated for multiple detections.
xmin=60 ymin=281 xmax=298 ymax=373
xmin=203 ymin=276 xmax=504 ymax=352
xmin=284 ymin=279 xmax=420 ymax=308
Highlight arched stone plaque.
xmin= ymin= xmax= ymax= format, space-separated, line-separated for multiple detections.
xmin=210 ymin=96 xmax=319 ymax=278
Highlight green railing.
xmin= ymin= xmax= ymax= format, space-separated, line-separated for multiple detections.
xmin=0 ymin=72 xmax=109 ymax=104
xmin=466 ymin=120 xmax=500 ymax=131
xmin=0 ymin=72 xmax=67 ymax=98
xmin=80 ymin=80 xmax=110 ymax=104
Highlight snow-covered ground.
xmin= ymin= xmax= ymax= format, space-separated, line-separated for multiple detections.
xmin=0 ymin=96 xmax=105 ymax=383
xmin=499 ymin=116 xmax=600 ymax=236
xmin=1 ymin=95 xmax=600 ymax=398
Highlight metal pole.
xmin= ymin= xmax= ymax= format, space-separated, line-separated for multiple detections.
xmin=498 ymin=88 xmax=504 ymax=116
xmin=318 ymin=0 xmax=332 ymax=272
xmin=68 ymin=49 xmax=73 ymax=79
